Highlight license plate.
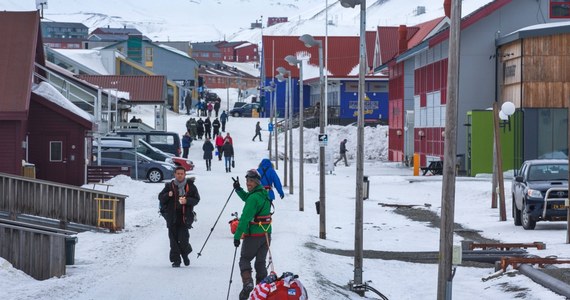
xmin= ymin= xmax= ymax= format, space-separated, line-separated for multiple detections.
xmin=552 ymin=204 xmax=566 ymax=209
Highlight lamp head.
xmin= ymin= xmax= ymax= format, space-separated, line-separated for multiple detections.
xmin=501 ymin=101 xmax=515 ymax=116
xmin=340 ymin=0 xmax=362 ymax=8
xmin=299 ymin=34 xmax=320 ymax=48
xmin=276 ymin=66 xmax=289 ymax=75
xmin=285 ymin=55 xmax=299 ymax=66
xmin=276 ymin=74 xmax=285 ymax=82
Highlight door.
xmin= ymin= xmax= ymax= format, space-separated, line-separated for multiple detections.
xmin=38 ymin=135 xmax=68 ymax=183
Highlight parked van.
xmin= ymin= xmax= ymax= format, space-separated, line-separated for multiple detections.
xmin=112 ymin=131 xmax=181 ymax=156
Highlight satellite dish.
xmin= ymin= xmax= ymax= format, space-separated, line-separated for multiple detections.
xmin=36 ymin=0 xmax=48 ymax=9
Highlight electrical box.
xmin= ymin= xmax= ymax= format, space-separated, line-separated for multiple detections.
xmin=452 ymin=244 xmax=462 ymax=265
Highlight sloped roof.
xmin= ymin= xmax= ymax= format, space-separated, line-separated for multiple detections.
xmin=191 ymin=41 xmax=222 ymax=52
xmin=377 ymin=26 xmax=419 ymax=65
xmin=262 ymin=35 xmax=376 ymax=79
xmin=219 ymin=41 xmax=246 ymax=48
xmin=91 ymin=27 xmax=142 ymax=35
xmin=78 ymin=75 xmax=167 ymax=104
xmin=0 ymin=11 xmax=44 ymax=119
xmin=407 ymin=16 xmax=446 ymax=49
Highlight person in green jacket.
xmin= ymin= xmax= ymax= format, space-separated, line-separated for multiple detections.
xmin=232 ymin=169 xmax=272 ymax=300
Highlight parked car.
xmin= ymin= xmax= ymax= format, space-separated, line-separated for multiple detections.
xmin=112 ymin=131 xmax=181 ymax=156
xmin=93 ymin=148 xmax=175 ymax=183
xmin=229 ymin=103 xmax=261 ymax=117
xmin=232 ymin=101 xmax=247 ymax=109
xmin=512 ymin=159 xmax=568 ymax=230
xmin=94 ymin=138 xmax=194 ymax=171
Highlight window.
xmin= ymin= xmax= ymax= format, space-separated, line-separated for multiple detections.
xmin=149 ymin=135 xmax=173 ymax=145
xmin=50 ymin=141 xmax=63 ymax=161
xmin=551 ymin=0 xmax=570 ymax=18
xmin=145 ymin=47 xmax=153 ymax=67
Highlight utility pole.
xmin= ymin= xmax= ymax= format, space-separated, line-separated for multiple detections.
xmin=492 ymin=102 xmax=507 ymax=221
xmin=437 ymin=0 xmax=461 ymax=299
xmin=284 ymin=77 xmax=289 ymax=187
xmin=289 ymin=74 xmax=294 ymax=194
xmin=274 ymin=85 xmax=279 ymax=170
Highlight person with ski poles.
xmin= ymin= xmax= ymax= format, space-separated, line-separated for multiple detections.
xmin=232 ymin=169 xmax=272 ymax=300
xmin=158 ymin=167 xmax=200 ymax=267
xmin=257 ymin=158 xmax=285 ymax=201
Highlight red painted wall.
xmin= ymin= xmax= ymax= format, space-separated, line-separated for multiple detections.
xmin=388 ymin=62 xmax=404 ymax=162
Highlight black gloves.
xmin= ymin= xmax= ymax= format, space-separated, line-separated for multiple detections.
xmin=234 ymin=239 xmax=240 ymax=247
xmin=232 ymin=177 xmax=241 ymax=190
xmin=279 ymin=193 xmax=284 ymax=199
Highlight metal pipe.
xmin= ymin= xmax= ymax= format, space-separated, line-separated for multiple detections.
xmin=519 ymin=264 xmax=570 ymax=298
xmin=288 ymin=74 xmax=294 ymax=194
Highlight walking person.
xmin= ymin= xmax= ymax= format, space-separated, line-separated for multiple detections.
xmin=204 ymin=117 xmax=212 ymax=139
xmin=231 ymin=169 xmax=272 ymax=300
xmin=184 ymin=93 xmax=192 ymax=115
xmin=221 ymin=139 xmax=234 ymax=173
xmin=181 ymin=131 xmax=192 ymax=159
xmin=196 ymin=118 xmax=204 ymax=140
xmin=207 ymin=102 xmax=213 ymax=117
xmin=214 ymin=100 xmax=221 ymax=117
xmin=212 ymin=117 xmax=221 ymax=138
xmin=334 ymin=138 xmax=349 ymax=167
xmin=224 ymin=132 xmax=233 ymax=145
xmin=215 ymin=134 xmax=224 ymax=161
xmin=202 ymin=138 xmax=214 ymax=171
xmin=257 ymin=158 xmax=285 ymax=201
xmin=252 ymin=121 xmax=262 ymax=142
xmin=158 ymin=167 xmax=200 ymax=267
xmin=220 ymin=110 xmax=228 ymax=132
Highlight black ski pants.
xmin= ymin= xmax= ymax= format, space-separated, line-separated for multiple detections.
xmin=239 ymin=234 xmax=270 ymax=283
xmin=168 ymin=221 xmax=192 ymax=264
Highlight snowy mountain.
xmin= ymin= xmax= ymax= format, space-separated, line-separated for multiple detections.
xmin=2 ymin=0 xmax=493 ymax=43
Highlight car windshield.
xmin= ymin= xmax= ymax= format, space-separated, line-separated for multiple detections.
xmin=527 ymin=164 xmax=569 ymax=181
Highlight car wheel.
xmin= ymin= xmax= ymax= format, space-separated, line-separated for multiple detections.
xmin=512 ymin=196 xmax=521 ymax=226
xmin=521 ymin=200 xmax=536 ymax=230
xmin=147 ymin=168 xmax=163 ymax=183
xmin=233 ymin=112 xmax=240 ymax=117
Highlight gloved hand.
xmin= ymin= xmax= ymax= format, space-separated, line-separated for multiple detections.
xmin=232 ymin=177 xmax=241 ymax=190
xmin=279 ymin=193 xmax=284 ymax=199
xmin=234 ymin=239 xmax=240 ymax=247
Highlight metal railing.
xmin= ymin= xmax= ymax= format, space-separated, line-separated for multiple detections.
xmin=0 ymin=172 xmax=127 ymax=230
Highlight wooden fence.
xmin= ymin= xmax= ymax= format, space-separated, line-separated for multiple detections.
xmin=87 ymin=166 xmax=131 ymax=183
xmin=0 ymin=221 xmax=69 ymax=280
xmin=0 ymin=172 xmax=127 ymax=230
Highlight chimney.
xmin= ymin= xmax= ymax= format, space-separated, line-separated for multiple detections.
xmin=398 ymin=25 xmax=408 ymax=54
xmin=444 ymin=0 xmax=451 ymax=18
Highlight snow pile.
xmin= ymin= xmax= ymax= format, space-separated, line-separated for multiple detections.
xmin=32 ymin=81 xmax=95 ymax=122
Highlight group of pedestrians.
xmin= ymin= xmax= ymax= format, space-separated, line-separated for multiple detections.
xmin=186 ymin=111 xmax=228 ymax=141
xmin=202 ymin=133 xmax=234 ymax=172
xmin=194 ymin=99 xmax=222 ymax=117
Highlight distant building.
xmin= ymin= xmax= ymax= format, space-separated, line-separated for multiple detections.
xmin=84 ymin=26 xmax=150 ymax=49
xmin=189 ymin=41 xmax=223 ymax=62
xmin=40 ymin=21 xmax=88 ymax=49
xmin=267 ymin=17 xmax=288 ymax=27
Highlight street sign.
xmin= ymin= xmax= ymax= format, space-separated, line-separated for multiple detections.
xmin=268 ymin=123 xmax=274 ymax=132
xmin=318 ymin=134 xmax=328 ymax=147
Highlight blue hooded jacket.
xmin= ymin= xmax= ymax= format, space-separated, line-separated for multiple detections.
xmin=257 ymin=158 xmax=284 ymax=201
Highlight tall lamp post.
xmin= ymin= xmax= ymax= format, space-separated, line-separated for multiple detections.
xmin=264 ymin=84 xmax=275 ymax=160
xmin=285 ymin=55 xmax=304 ymax=211
xmin=341 ymin=0 xmax=366 ymax=295
xmin=276 ymin=72 xmax=289 ymax=184
xmin=278 ymin=66 xmax=294 ymax=193
xmin=300 ymin=33 xmax=326 ymax=239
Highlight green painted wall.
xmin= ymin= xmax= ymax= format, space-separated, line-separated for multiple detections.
xmin=467 ymin=110 xmax=515 ymax=176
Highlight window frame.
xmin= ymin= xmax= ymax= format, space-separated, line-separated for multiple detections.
xmin=49 ymin=141 xmax=63 ymax=162
xmin=550 ymin=0 xmax=570 ymax=19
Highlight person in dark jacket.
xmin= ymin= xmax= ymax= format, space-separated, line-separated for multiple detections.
xmin=212 ymin=118 xmax=221 ymax=138
xmin=214 ymin=100 xmax=221 ymax=117
xmin=334 ymin=138 xmax=349 ymax=167
xmin=220 ymin=110 xmax=228 ymax=132
xmin=232 ymin=169 xmax=272 ymax=300
xmin=196 ymin=118 xmax=204 ymax=140
xmin=158 ymin=167 xmax=200 ymax=267
xmin=221 ymin=139 xmax=234 ymax=173
xmin=184 ymin=93 xmax=192 ymax=115
xmin=202 ymin=138 xmax=214 ymax=171
xmin=252 ymin=121 xmax=262 ymax=142
xmin=257 ymin=158 xmax=284 ymax=201
xmin=181 ymin=131 xmax=192 ymax=158
xmin=203 ymin=117 xmax=212 ymax=139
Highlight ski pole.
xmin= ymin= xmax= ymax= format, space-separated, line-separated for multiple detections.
xmin=226 ymin=246 xmax=239 ymax=300
xmin=197 ymin=185 xmax=236 ymax=258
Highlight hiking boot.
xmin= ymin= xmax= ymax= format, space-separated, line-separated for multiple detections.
xmin=172 ymin=262 xmax=180 ymax=268
xmin=183 ymin=255 xmax=190 ymax=266
xmin=239 ymin=282 xmax=254 ymax=300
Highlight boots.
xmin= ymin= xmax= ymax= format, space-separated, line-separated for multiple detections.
xmin=239 ymin=271 xmax=254 ymax=300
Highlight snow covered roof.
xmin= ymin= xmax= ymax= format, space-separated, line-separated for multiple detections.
xmin=32 ymin=81 xmax=94 ymax=122
xmin=52 ymin=48 xmax=112 ymax=75
xmin=497 ymin=20 xmax=570 ymax=46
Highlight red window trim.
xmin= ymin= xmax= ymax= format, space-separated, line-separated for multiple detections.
xmin=550 ymin=1 xmax=570 ymax=19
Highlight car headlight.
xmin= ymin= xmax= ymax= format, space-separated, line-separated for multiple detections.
xmin=165 ymin=158 xmax=174 ymax=164
xmin=163 ymin=165 xmax=174 ymax=170
xmin=527 ymin=189 xmax=542 ymax=198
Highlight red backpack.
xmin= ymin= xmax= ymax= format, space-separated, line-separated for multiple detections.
xmin=250 ymin=273 xmax=307 ymax=300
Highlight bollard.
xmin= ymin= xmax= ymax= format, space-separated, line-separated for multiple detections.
xmin=413 ymin=153 xmax=420 ymax=176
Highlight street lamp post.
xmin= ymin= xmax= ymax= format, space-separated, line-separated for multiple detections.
xmin=286 ymin=55 xmax=304 ymax=211
xmin=341 ymin=0 xmax=366 ymax=295
xmin=300 ymin=33 xmax=326 ymax=239
xmin=277 ymin=67 xmax=291 ymax=188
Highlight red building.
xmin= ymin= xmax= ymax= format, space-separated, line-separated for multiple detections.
xmin=0 ymin=11 xmax=94 ymax=186
xmin=234 ymin=42 xmax=258 ymax=62
xmin=267 ymin=17 xmax=288 ymax=27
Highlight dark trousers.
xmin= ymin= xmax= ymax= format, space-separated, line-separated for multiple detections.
xmin=252 ymin=132 xmax=262 ymax=141
xmin=168 ymin=221 xmax=192 ymax=263
xmin=221 ymin=122 xmax=226 ymax=132
xmin=217 ymin=146 xmax=223 ymax=160
xmin=182 ymin=147 xmax=189 ymax=158
xmin=205 ymin=128 xmax=211 ymax=139
xmin=205 ymin=159 xmax=211 ymax=170
xmin=213 ymin=129 xmax=220 ymax=137
xmin=239 ymin=235 xmax=270 ymax=283
xmin=334 ymin=152 xmax=348 ymax=166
